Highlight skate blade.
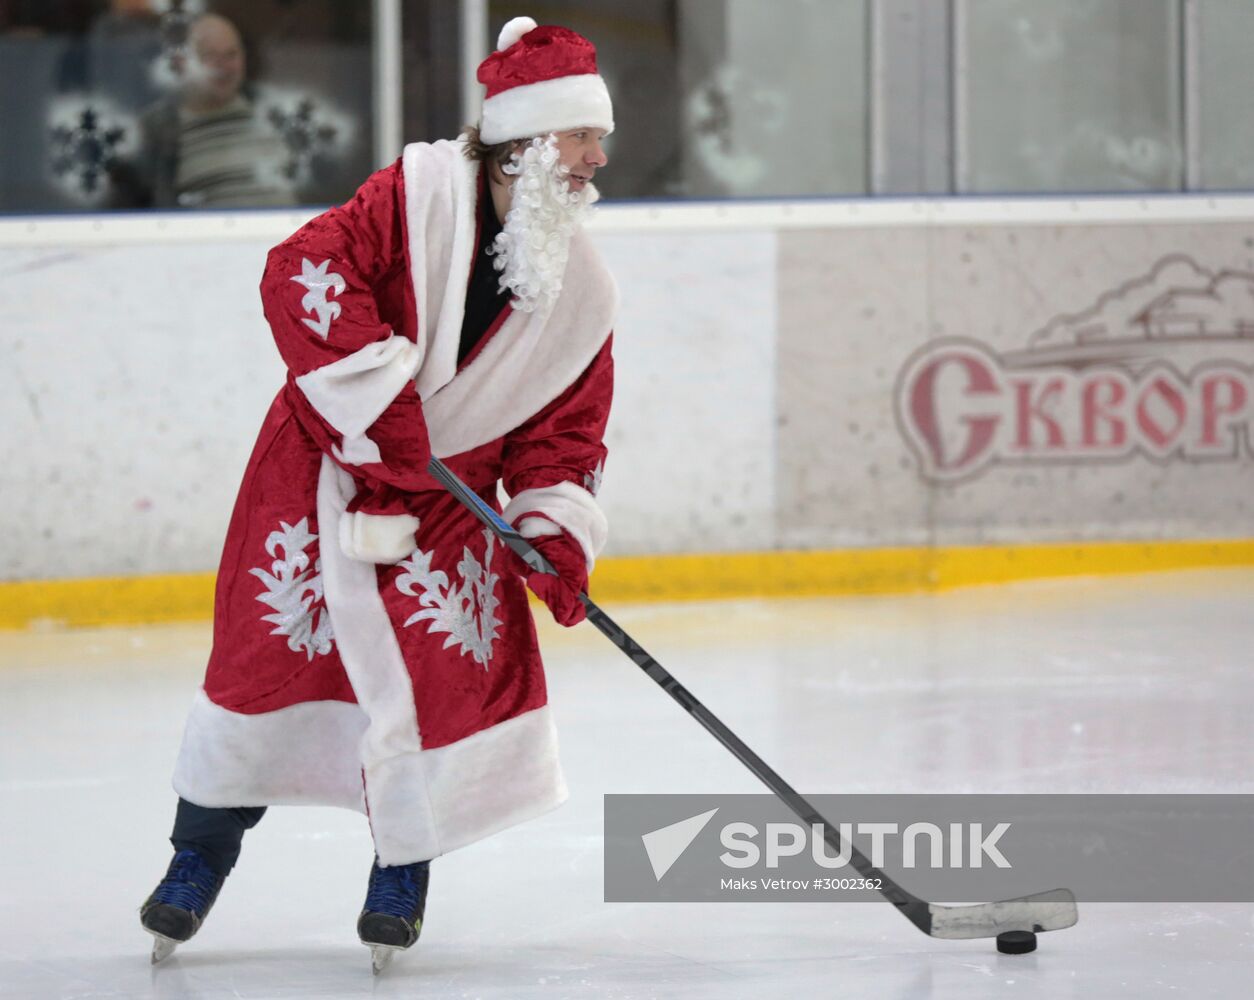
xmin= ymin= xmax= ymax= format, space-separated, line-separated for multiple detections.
xmin=369 ymin=945 xmax=400 ymax=975
xmin=149 ymin=934 xmax=179 ymax=965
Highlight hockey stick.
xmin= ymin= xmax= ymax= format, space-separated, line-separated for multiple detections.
xmin=428 ymin=456 xmax=1077 ymax=941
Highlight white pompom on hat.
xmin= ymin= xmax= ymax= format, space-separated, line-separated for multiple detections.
xmin=497 ymin=15 xmax=537 ymax=50
xmin=477 ymin=15 xmax=614 ymax=144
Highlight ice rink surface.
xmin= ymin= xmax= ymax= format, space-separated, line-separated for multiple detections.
xmin=2 ymin=568 xmax=1252 ymax=999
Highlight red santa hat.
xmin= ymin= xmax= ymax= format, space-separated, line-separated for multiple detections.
xmin=477 ymin=16 xmax=614 ymax=144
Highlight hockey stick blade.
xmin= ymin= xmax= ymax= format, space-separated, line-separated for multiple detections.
xmin=429 ymin=457 xmax=1079 ymax=942
xmin=928 ymin=887 xmax=1078 ymax=939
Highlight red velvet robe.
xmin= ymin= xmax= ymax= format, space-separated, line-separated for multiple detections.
xmin=172 ymin=138 xmax=616 ymax=865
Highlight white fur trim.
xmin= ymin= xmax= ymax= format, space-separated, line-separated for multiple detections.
xmin=480 ymin=73 xmax=614 ymax=144
xmin=367 ymin=706 xmax=567 ymax=863
xmin=294 ymin=334 xmax=422 ymax=439
xmin=400 ymin=140 xmax=617 ymax=458
xmin=316 ymin=455 xmax=435 ymax=855
xmin=172 ymin=689 xmax=369 ymax=811
xmin=503 ymin=481 xmax=607 ymax=571
xmin=171 ymin=691 xmax=567 ymax=864
xmin=338 ymin=510 xmax=419 ymax=564
xmin=331 ymin=433 xmax=382 ymax=467
xmin=401 ymin=141 xmax=478 ymax=402
xmin=314 ymin=454 xmax=565 ymax=861
xmin=497 ymin=15 xmax=537 ymax=50
xmin=516 ymin=516 xmax=562 ymax=540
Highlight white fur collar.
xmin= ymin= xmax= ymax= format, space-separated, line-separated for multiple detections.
xmin=400 ymin=139 xmax=617 ymax=459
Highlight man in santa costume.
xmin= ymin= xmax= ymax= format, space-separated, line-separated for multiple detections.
xmin=140 ymin=16 xmax=616 ymax=970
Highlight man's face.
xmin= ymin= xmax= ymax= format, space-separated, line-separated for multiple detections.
xmin=552 ymin=128 xmax=609 ymax=193
xmin=188 ymin=16 xmax=245 ymax=107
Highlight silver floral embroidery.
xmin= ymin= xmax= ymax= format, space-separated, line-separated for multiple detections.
xmin=290 ymin=257 xmax=346 ymax=338
xmin=249 ymin=517 xmax=335 ymax=660
xmin=395 ymin=530 xmax=503 ymax=668
xmin=583 ymin=459 xmax=604 ymax=496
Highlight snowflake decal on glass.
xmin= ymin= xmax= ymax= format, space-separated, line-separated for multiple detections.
xmin=49 ymin=107 xmax=128 ymax=196
xmin=249 ymin=517 xmax=335 ymax=661
xmin=148 ymin=0 xmax=205 ymax=88
xmin=156 ymin=0 xmax=198 ymax=48
xmin=395 ymin=531 xmax=503 ymax=668
xmin=685 ymin=65 xmax=783 ymax=191
xmin=266 ymin=97 xmax=339 ymax=183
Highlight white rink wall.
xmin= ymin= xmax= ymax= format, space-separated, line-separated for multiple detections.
xmin=3 ymin=197 xmax=1254 ymax=581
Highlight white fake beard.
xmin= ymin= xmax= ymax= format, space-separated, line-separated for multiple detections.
xmin=489 ymin=134 xmax=596 ymax=315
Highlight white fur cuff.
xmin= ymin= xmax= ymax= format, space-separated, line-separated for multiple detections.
xmin=339 ymin=510 xmax=420 ymax=564
xmin=515 ymin=516 xmax=562 ymax=541
xmin=295 ymin=333 xmax=423 ymax=439
xmin=503 ymin=481 xmax=607 ymax=572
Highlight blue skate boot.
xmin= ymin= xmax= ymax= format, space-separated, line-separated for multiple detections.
xmin=357 ymin=858 xmax=430 ymax=974
xmin=140 ymin=849 xmax=226 ymax=963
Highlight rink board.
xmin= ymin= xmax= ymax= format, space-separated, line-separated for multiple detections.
xmin=4 ymin=196 xmax=1254 ymax=613
xmin=4 ymin=537 xmax=1254 ymax=629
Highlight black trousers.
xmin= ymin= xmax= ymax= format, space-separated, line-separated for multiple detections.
xmin=170 ymin=798 xmax=266 ymax=876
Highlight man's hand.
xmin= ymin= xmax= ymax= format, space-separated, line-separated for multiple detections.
xmin=510 ymin=530 xmax=588 ymax=627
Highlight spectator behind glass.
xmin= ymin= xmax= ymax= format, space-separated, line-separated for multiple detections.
xmin=112 ymin=12 xmax=297 ymax=209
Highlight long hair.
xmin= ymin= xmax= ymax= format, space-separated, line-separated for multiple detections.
xmin=461 ymin=125 xmax=524 ymax=169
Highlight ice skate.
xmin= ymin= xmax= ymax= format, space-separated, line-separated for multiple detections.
xmin=357 ymin=858 xmax=429 ymax=974
xmin=139 ymin=849 xmax=225 ymax=964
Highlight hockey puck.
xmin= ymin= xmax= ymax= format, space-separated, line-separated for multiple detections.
xmin=996 ymin=930 xmax=1037 ymax=954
